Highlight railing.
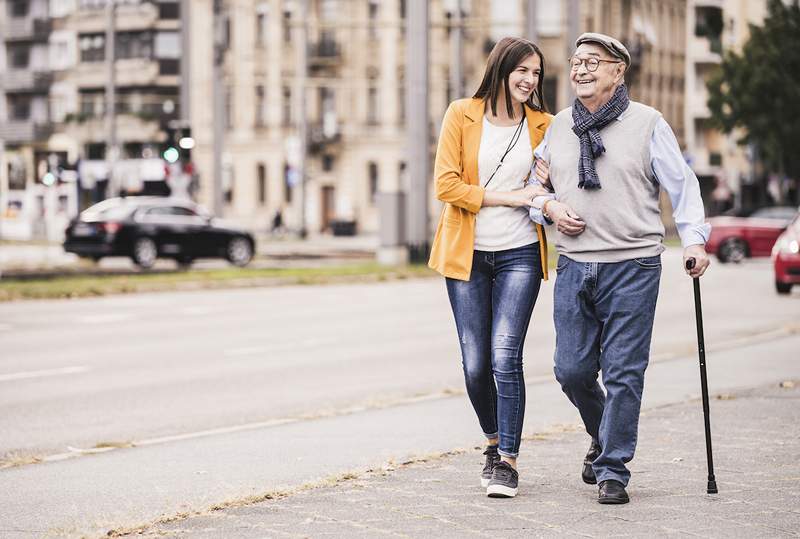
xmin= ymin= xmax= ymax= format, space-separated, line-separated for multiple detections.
xmin=2 ymin=71 xmax=54 ymax=92
xmin=3 ymin=18 xmax=52 ymax=41
xmin=0 ymin=121 xmax=53 ymax=143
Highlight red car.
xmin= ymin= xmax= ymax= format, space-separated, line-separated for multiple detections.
xmin=706 ymin=206 xmax=798 ymax=263
xmin=772 ymin=214 xmax=800 ymax=294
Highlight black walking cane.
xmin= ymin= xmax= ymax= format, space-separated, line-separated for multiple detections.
xmin=686 ymin=257 xmax=718 ymax=494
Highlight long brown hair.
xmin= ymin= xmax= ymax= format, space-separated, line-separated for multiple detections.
xmin=473 ymin=37 xmax=548 ymax=117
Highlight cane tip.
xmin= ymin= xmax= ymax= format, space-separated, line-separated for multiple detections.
xmin=707 ymin=480 xmax=718 ymax=494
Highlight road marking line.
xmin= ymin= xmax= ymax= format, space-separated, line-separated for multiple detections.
xmin=13 ymin=324 xmax=800 ymax=470
xmin=0 ymin=366 xmax=90 ymax=382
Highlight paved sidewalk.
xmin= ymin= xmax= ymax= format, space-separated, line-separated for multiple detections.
xmin=144 ymin=382 xmax=800 ymax=538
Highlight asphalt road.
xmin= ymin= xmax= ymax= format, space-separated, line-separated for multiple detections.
xmin=1 ymin=248 xmax=797 ymax=462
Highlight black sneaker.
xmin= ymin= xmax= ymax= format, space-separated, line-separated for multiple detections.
xmin=582 ymin=439 xmax=602 ymax=485
xmin=598 ymin=479 xmax=629 ymax=504
xmin=480 ymin=445 xmax=500 ymax=487
xmin=486 ymin=461 xmax=518 ymax=498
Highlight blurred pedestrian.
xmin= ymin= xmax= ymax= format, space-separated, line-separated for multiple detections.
xmin=271 ymin=209 xmax=284 ymax=235
xmin=529 ymin=33 xmax=711 ymax=504
xmin=428 ymin=36 xmax=553 ymax=498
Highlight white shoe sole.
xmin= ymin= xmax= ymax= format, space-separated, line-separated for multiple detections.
xmin=481 ymin=477 xmax=490 ymax=488
xmin=486 ymin=484 xmax=518 ymax=498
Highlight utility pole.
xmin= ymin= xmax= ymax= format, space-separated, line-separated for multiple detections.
xmin=294 ymin=0 xmax=309 ymax=238
xmin=212 ymin=0 xmax=224 ymax=216
xmin=105 ymin=0 xmax=117 ymax=198
xmin=566 ymin=0 xmax=580 ymax=101
xmin=180 ymin=0 xmax=191 ymax=125
xmin=406 ymin=0 xmax=429 ymax=262
xmin=525 ymin=0 xmax=538 ymax=44
xmin=449 ymin=0 xmax=462 ymax=100
xmin=0 ymin=139 xmax=5 ymax=243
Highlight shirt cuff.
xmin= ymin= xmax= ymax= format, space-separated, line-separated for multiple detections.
xmin=677 ymin=222 xmax=712 ymax=247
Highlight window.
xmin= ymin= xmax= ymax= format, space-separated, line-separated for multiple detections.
xmin=155 ymin=32 xmax=181 ymax=59
xmin=322 ymin=154 xmax=334 ymax=172
xmin=79 ymin=34 xmax=105 ymax=62
xmin=321 ymin=0 xmax=337 ymax=21
xmin=9 ymin=96 xmax=31 ymax=120
xmin=255 ymin=85 xmax=265 ymax=127
xmin=543 ymin=76 xmax=557 ymax=113
xmin=368 ymin=0 xmax=379 ymax=39
xmin=257 ymin=164 xmax=267 ymax=204
xmin=9 ymin=45 xmax=30 ymax=69
xmin=283 ymin=163 xmax=293 ymax=203
xmin=225 ymin=86 xmax=233 ymax=129
xmin=282 ymin=86 xmax=292 ymax=126
xmin=368 ymin=162 xmax=378 ymax=204
xmin=117 ymin=31 xmax=154 ymax=60
xmin=255 ymin=5 xmax=268 ymax=47
xmin=158 ymin=1 xmax=179 ymax=20
xmin=10 ymin=0 xmax=29 ymax=17
xmin=85 ymin=143 xmax=106 ymax=160
xmin=397 ymin=85 xmax=405 ymax=126
xmin=367 ymin=86 xmax=378 ymax=125
xmin=283 ymin=9 xmax=292 ymax=43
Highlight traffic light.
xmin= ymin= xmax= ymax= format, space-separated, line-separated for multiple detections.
xmin=162 ymin=124 xmax=180 ymax=163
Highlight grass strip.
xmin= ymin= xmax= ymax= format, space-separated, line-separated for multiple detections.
xmin=0 ymin=263 xmax=437 ymax=302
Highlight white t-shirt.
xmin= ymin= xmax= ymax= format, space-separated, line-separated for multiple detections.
xmin=474 ymin=116 xmax=538 ymax=252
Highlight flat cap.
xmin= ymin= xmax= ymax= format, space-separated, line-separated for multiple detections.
xmin=575 ymin=32 xmax=631 ymax=67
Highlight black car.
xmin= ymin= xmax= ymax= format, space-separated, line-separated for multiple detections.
xmin=64 ymin=197 xmax=256 ymax=269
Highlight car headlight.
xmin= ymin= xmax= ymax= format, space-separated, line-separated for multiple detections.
xmin=773 ymin=237 xmax=800 ymax=256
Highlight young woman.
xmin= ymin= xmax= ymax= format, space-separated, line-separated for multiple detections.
xmin=428 ymin=37 xmax=552 ymax=498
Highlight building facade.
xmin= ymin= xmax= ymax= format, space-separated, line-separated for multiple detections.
xmin=189 ymin=0 xmax=688 ymax=237
xmin=684 ymin=0 xmax=768 ymax=213
xmin=0 ymin=0 xmax=183 ymax=240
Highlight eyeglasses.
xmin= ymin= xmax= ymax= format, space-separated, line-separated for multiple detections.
xmin=569 ymin=57 xmax=622 ymax=72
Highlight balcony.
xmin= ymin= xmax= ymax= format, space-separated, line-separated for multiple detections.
xmin=0 ymin=121 xmax=53 ymax=144
xmin=309 ymin=39 xmax=342 ymax=68
xmin=71 ymin=2 xmax=159 ymax=33
xmin=691 ymin=35 xmax=722 ymax=64
xmin=76 ymin=58 xmax=161 ymax=88
xmin=308 ymin=121 xmax=341 ymax=154
xmin=3 ymin=18 xmax=52 ymax=42
xmin=2 ymin=70 xmax=54 ymax=93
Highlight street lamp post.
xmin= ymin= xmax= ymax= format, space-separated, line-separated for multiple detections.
xmin=294 ymin=0 xmax=309 ymax=239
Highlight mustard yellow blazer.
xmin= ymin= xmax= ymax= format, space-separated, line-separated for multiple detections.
xmin=428 ymin=98 xmax=552 ymax=281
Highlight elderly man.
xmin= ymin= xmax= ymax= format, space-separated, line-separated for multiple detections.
xmin=530 ymin=33 xmax=711 ymax=504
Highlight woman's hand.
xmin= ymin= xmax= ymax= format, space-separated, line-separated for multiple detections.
xmin=482 ymin=184 xmax=549 ymax=208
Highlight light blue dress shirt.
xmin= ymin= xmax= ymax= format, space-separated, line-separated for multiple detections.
xmin=529 ymin=117 xmax=711 ymax=247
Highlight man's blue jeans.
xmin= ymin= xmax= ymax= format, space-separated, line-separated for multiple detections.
xmin=446 ymin=242 xmax=542 ymax=458
xmin=553 ymin=254 xmax=661 ymax=486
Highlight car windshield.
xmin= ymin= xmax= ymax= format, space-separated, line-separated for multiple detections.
xmin=80 ymin=199 xmax=137 ymax=220
xmin=750 ymin=207 xmax=798 ymax=221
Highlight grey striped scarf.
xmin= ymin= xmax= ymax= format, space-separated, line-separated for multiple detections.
xmin=571 ymin=84 xmax=630 ymax=189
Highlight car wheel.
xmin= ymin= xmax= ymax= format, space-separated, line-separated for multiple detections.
xmin=717 ymin=237 xmax=748 ymax=264
xmin=131 ymin=237 xmax=157 ymax=269
xmin=227 ymin=236 xmax=253 ymax=267
xmin=776 ymin=281 xmax=792 ymax=295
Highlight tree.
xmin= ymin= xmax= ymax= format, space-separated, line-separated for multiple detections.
xmin=707 ymin=0 xmax=800 ymax=187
